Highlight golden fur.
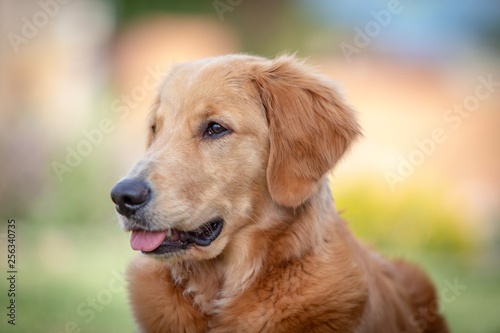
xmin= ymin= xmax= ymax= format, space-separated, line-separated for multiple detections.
xmin=118 ymin=54 xmax=449 ymax=332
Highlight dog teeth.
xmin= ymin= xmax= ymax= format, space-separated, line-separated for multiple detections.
xmin=166 ymin=229 xmax=172 ymax=238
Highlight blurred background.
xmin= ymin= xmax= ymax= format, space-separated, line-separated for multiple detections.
xmin=1 ymin=0 xmax=499 ymax=332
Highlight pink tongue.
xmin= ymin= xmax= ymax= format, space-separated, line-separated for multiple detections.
xmin=130 ymin=230 xmax=168 ymax=252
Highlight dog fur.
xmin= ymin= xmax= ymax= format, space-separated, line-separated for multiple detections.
xmin=116 ymin=54 xmax=449 ymax=333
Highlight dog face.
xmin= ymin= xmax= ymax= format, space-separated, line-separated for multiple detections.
xmin=111 ymin=55 xmax=360 ymax=261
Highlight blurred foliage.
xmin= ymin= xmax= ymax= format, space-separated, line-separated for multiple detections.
xmin=333 ymin=182 xmax=475 ymax=252
xmin=33 ymin=142 xmax=117 ymax=227
xmin=114 ymin=0 xmax=317 ymax=57
xmin=115 ymin=0 xmax=215 ymax=26
xmin=0 ymin=221 xmax=134 ymax=333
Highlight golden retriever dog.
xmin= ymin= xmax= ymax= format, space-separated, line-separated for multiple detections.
xmin=111 ymin=54 xmax=449 ymax=333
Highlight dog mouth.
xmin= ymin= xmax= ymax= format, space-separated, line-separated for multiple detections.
xmin=129 ymin=218 xmax=224 ymax=255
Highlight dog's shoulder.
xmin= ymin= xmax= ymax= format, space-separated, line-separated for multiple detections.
xmin=210 ymin=220 xmax=369 ymax=332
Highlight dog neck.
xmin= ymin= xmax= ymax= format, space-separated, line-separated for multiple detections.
xmin=169 ymin=178 xmax=338 ymax=315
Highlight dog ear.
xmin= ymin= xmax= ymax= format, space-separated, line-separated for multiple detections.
xmin=253 ymin=56 xmax=361 ymax=207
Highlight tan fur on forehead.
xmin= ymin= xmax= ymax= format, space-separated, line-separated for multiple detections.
xmin=152 ymin=56 xmax=266 ymax=129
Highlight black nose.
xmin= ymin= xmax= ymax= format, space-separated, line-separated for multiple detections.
xmin=110 ymin=178 xmax=151 ymax=217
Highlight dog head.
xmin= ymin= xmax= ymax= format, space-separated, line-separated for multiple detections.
xmin=111 ymin=54 xmax=360 ymax=261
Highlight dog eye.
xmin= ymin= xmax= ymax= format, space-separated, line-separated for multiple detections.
xmin=204 ymin=122 xmax=229 ymax=139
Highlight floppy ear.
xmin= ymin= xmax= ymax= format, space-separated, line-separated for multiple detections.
xmin=253 ymin=56 xmax=361 ymax=207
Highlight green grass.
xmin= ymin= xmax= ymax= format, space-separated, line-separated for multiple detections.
xmin=0 ymin=222 xmax=136 ymax=333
